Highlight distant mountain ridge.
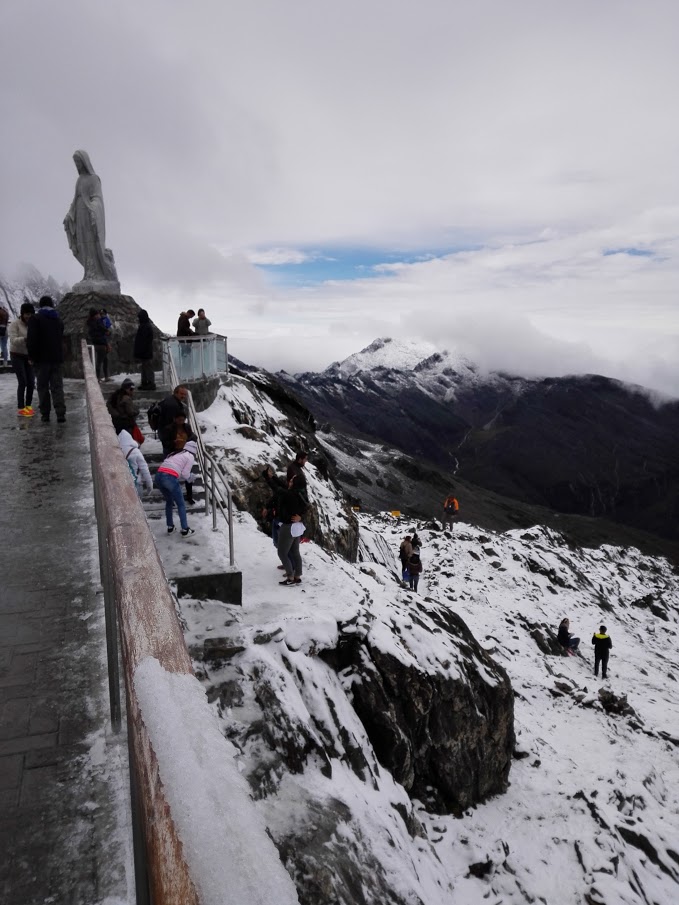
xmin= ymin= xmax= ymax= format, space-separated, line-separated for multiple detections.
xmin=0 ymin=265 xmax=69 ymax=316
xmin=278 ymin=338 xmax=679 ymax=541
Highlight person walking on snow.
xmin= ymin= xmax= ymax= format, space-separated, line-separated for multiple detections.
xmin=117 ymin=429 xmax=153 ymax=499
xmin=558 ymin=618 xmax=580 ymax=654
xmin=153 ymin=440 xmax=198 ymax=537
xmin=592 ymin=626 xmax=613 ymax=679
xmin=408 ymin=551 xmax=423 ymax=592
xmin=443 ymin=493 xmax=459 ymax=531
xmin=399 ymin=536 xmax=413 ymax=582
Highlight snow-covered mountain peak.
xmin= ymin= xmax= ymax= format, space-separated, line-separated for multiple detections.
xmin=326 ymin=336 xmax=474 ymax=378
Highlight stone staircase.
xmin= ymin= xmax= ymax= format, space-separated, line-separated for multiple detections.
xmin=135 ymin=384 xmax=242 ymax=605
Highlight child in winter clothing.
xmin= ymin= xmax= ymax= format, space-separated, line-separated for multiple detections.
xmin=592 ymin=626 xmax=613 ymax=679
xmin=117 ymin=430 xmax=153 ymax=499
xmin=153 ymin=440 xmax=198 ymax=536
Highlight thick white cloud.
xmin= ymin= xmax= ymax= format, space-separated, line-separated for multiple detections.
xmin=1 ymin=0 xmax=678 ymax=392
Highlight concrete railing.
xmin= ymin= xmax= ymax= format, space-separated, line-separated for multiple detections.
xmin=82 ymin=340 xmax=200 ymax=905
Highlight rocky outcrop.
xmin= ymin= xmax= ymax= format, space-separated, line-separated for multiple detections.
xmin=58 ymin=291 xmax=164 ymax=379
xmin=322 ymin=604 xmax=514 ymax=815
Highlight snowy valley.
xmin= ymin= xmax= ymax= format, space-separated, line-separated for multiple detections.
xmin=169 ymin=367 xmax=679 ymax=905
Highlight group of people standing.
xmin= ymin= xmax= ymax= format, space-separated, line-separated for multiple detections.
xmin=177 ymin=308 xmax=212 ymax=338
xmin=261 ymin=451 xmax=310 ymax=586
xmin=6 ymin=296 xmax=66 ymax=422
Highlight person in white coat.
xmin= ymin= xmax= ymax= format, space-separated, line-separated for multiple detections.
xmin=153 ymin=439 xmax=197 ymax=536
xmin=118 ymin=429 xmax=153 ymax=498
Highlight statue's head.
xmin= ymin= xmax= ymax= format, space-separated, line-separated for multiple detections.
xmin=73 ymin=150 xmax=95 ymax=176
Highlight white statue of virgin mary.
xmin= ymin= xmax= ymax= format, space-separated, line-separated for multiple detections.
xmin=64 ymin=150 xmax=120 ymax=294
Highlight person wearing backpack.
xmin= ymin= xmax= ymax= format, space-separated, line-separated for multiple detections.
xmin=117 ymin=429 xmax=153 ymax=498
xmin=154 ymin=439 xmax=198 ymax=537
xmin=134 ymin=309 xmax=156 ymax=390
xmin=443 ymin=493 xmax=459 ymax=531
xmin=592 ymin=626 xmax=613 ymax=679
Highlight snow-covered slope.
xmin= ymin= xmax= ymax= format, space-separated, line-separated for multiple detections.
xmin=177 ymin=372 xmax=679 ymax=905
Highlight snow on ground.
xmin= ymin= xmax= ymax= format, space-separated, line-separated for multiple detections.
xmin=150 ymin=372 xmax=679 ymax=904
xmin=174 ymin=495 xmax=679 ymax=903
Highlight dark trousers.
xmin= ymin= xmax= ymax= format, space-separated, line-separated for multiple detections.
xmin=36 ymin=363 xmax=65 ymax=418
xmin=11 ymin=354 xmax=35 ymax=408
xmin=594 ymin=651 xmax=609 ymax=678
xmin=409 ymin=574 xmax=420 ymax=591
xmin=94 ymin=345 xmax=109 ymax=379
xmin=139 ymin=359 xmax=155 ymax=388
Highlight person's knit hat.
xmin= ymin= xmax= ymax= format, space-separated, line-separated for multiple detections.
xmin=184 ymin=440 xmax=198 ymax=455
xmin=121 ymin=378 xmax=135 ymax=389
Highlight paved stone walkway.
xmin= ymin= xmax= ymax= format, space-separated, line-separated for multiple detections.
xmin=0 ymin=375 xmax=133 ymax=904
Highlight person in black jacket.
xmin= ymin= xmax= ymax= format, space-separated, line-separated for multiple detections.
xmin=134 ymin=309 xmax=155 ymax=389
xmin=592 ymin=626 xmax=613 ymax=679
xmin=276 ymin=477 xmax=308 ymax=585
xmin=261 ymin=465 xmax=287 ymax=547
xmin=157 ymin=386 xmax=189 ymax=433
xmin=86 ymin=308 xmax=110 ymax=381
xmin=557 ymin=618 xmax=580 ymax=654
xmin=26 ymin=296 xmax=66 ymax=423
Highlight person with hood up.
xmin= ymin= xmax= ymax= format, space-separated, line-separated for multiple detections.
xmin=134 ymin=309 xmax=156 ymax=389
xmin=118 ymin=429 xmax=153 ymax=498
xmin=9 ymin=301 xmax=36 ymax=416
xmin=86 ymin=307 xmax=110 ymax=381
xmin=154 ymin=439 xmax=198 ymax=537
xmin=592 ymin=626 xmax=613 ymax=679
xmin=26 ymin=296 xmax=66 ymax=423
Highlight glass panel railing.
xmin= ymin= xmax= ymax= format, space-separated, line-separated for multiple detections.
xmin=165 ymin=336 xmax=228 ymax=381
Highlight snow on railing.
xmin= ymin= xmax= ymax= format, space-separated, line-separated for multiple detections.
xmin=82 ymin=340 xmax=296 ymax=905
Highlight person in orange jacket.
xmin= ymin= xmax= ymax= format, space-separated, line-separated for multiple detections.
xmin=443 ymin=493 xmax=459 ymax=530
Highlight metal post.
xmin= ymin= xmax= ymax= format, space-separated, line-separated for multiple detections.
xmin=227 ymin=494 xmax=235 ymax=567
xmin=211 ymin=462 xmax=218 ymax=531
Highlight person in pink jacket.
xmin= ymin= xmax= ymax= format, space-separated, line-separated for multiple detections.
xmin=153 ymin=439 xmax=197 ymax=536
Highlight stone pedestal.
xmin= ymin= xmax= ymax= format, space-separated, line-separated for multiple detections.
xmin=59 ymin=292 xmax=165 ymax=379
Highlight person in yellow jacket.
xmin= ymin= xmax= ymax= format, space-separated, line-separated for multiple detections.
xmin=592 ymin=626 xmax=613 ymax=679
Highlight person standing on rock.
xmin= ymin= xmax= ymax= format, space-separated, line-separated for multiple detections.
xmin=9 ymin=302 xmax=36 ymax=416
xmin=26 ymin=296 xmax=66 ymax=423
xmin=592 ymin=626 xmax=612 ymax=679
xmin=134 ymin=309 xmax=156 ymax=390
xmin=276 ymin=476 xmax=308 ymax=585
xmin=85 ymin=308 xmax=110 ymax=381
xmin=557 ymin=618 xmax=580 ymax=655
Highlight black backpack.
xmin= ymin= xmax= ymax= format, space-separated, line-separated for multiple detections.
xmin=147 ymin=402 xmax=162 ymax=432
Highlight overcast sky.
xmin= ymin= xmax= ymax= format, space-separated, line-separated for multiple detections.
xmin=2 ymin=0 xmax=678 ymax=393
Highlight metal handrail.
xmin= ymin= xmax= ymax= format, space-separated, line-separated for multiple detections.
xmin=162 ymin=340 xmax=235 ymax=566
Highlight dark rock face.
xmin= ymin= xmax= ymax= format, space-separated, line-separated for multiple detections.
xmin=322 ymin=606 xmax=515 ymax=816
xmin=58 ymin=292 xmax=164 ymax=379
